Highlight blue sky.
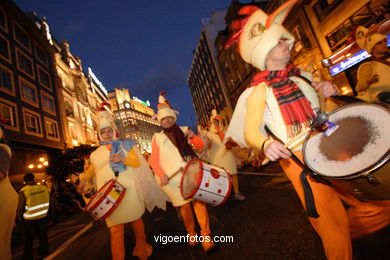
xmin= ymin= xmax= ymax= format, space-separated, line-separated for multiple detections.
xmin=13 ymin=0 xmax=251 ymax=127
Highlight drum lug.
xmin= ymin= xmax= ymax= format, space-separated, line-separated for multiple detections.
xmin=366 ymin=175 xmax=380 ymax=185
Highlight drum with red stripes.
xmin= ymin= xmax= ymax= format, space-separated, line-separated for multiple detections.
xmin=180 ymin=159 xmax=232 ymax=206
xmin=85 ymin=179 xmax=126 ymax=220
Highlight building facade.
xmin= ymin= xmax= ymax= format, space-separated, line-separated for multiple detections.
xmin=108 ymin=88 xmax=160 ymax=153
xmin=187 ymin=10 xmax=233 ymax=127
xmin=304 ymin=0 xmax=389 ymax=95
xmin=54 ymin=41 xmax=108 ymax=148
xmin=0 ymin=0 xmax=64 ymax=185
xmin=214 ymin=1 xmax=269 ymax=108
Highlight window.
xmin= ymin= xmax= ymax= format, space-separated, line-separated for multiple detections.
xmin=45 ymin=117 xmax=59 ymax=140
xmin=23 ymin=108 xmax=42 ymax=137
xmin=16 ymin=48 xmax=34 ymax=78
xmin=0 ymin=8 xmax=8 ymax=32
xmin=0 ymin=34 xmax=10 ymax=62
xmin=41 ymin=91 xmax=55 ymax=115
xmin=0 ymin=97 xmax=18 ymax=131
xmin=13 ymin=23 xmax=31 ymax=51
xmin=0 ymin=64 xmax=14 ymax=96
xmin=313 ymin=0 xmax=343 ymax=22
xmin=19 ymin=77 xmax=38 ymax=107
xmin=38 ymin=66 xmax=51 ymax=90
xmin=35 ymin=45 xmax=49 ymax=66
xmin=65 ymin=99 xmax=74 ymax=117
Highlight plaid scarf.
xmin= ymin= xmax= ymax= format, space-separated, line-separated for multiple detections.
xmin=163 ymin=124 xmax=198 ymax=160
xmin=250 ymin=64 xmax=315 ymax=138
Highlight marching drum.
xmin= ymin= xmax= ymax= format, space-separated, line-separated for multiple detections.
xmin=85 ymin=179 xmax=126 ymax=220
xmin=303 ymin=103 xmax=390 ymax=200
xmin=180 ymin=159 xmax=232 ymax=206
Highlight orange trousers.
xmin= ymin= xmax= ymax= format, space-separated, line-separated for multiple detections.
xmin=180 ymin=200 xmax=211 ymax=236
xmin=109 ymin=218 xmax=152 ymax=260
xmin=279 ymin=152 xmax=390 ymax=260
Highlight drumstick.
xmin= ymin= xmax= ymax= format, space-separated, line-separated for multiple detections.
xmin=261 ymin=128 xmax=311 ymax=165
xmin=168 ymin=167 xmax=184 ymax=181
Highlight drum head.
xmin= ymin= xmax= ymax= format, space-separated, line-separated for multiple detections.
xmin=181 ymin=159 xmax=202 ymax=198
xmin=303 ymin=103 xmax=390 ymax=178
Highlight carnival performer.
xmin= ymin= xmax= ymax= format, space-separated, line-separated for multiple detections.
xmin=148 ymin=92 xmax=216 ymax=252
xmin=223 ymin=1 xmax=390 ymax=259
xmin=0 ymin=121 xmax=18 ymax=260
xmin=355 ymin=26 xmax=390 ymax=103
xmin=206 ymin=109 xmax=245 ymax=201
xmin=78 ymin=102 xmax=168 ymax=260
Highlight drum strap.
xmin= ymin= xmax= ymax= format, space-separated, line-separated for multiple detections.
xmin=300 ymin=169 xmax=319 ymax=218
xmin=290 ymin=153 xmax=320 ymax=218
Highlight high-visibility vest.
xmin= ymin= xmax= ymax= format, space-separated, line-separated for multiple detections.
xmin=21 ymin=184 xmax=50 ymax=220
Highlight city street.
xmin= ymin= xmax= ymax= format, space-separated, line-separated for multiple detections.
xmin=11 ymin=166 xmax=390 ymax=260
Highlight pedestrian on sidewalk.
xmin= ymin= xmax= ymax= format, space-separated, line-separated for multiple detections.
xmin=224 ymin=0 xmax=390 ymax=259
xmin=0 ymin=120 xmax=18 ymax=260
xmin=17 ymin=173 xmax=50 ymax=260
xmin=78 ymin=102 xmax=168 ymax=260
xmin=148 ymin=92 xmax=216 ymax=252
xmin=206 ymin=109 xmax=245 ymax=201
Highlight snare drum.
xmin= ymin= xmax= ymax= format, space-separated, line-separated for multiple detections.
xmin=180 ymin=159 xmax=232 ymax=206
xmin=303 ymin=103 xmax=390 ymax=200
xmin=85 ymin=179 xmax=126 ymax=220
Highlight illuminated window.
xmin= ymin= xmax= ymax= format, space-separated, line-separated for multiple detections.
xmin=41 ymin=91 xmax=55 ymax=115
xmin=0 ymin=97 xmax=18 ymax=131
xmin=0 ymin=64 xmax=14 ymax=95
xmin=19 ymin=77 xmax=38 ymax=107
xmin=16 ymin=48 xmax=34 ymax=78
xmin=38 ymin=66 xmax=51 ymax=90
xmin=45 ymin=117 xmax=59 ymax=140
xmin=13 ymin=23 xmax=31 ymax=51
xmin=23 ymin=108 xmax=42 ymax=137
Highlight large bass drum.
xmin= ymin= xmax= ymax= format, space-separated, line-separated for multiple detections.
xmin=303 ymin=103 xmax=390 ymax=200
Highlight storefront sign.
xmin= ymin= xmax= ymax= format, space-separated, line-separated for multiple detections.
xmin=329 ymin=35 xmax=390 ymax=76
xmin=133 ymin=96 xmax=150 ymax=107
xmin=329 ymin=50 xmax=369 ymax=76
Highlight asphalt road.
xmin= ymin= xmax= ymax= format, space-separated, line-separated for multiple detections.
xmin=11 ymin=167 xmax=390 ymax=260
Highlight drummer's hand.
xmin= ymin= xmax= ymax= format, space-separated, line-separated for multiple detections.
xmin=264 ymin=141 xmax=291 ymax=161
xmin=312 ymin=81 xmax=339 ymax=98
xmin=110 ymin=154 xmax=125 ymax=163
xmin=185 ymin=129 xmax=195 ymax=139
xmin=225 ymin=138 xmax=237 ymax=150
xmin=77 ymin=179 xmax=86 ymax=194
xmin=159 ymin=174 xmax=169 ymax=186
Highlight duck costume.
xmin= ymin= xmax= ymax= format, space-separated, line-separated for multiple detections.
xmin=148 ymin=92 xmax=216 ymax=251
xmin=355 ymin=26 xmax=390 ymax=102
xmin=0 ymin=121 xmax=18 ymax=260
xmin=224 ymin=1 xmax=390 ymax=259
xmin=206 ymin=109 xmax=245 ymax=201
xmin=80 ymin=102 xmax=168 ymax=260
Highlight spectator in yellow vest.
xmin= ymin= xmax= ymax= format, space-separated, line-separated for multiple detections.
xmin=17 ymin=173 xmax=50 ymax=260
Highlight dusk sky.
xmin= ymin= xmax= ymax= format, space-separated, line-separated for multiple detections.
xmin=13 ymin=0 xmax=250 ymax=127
